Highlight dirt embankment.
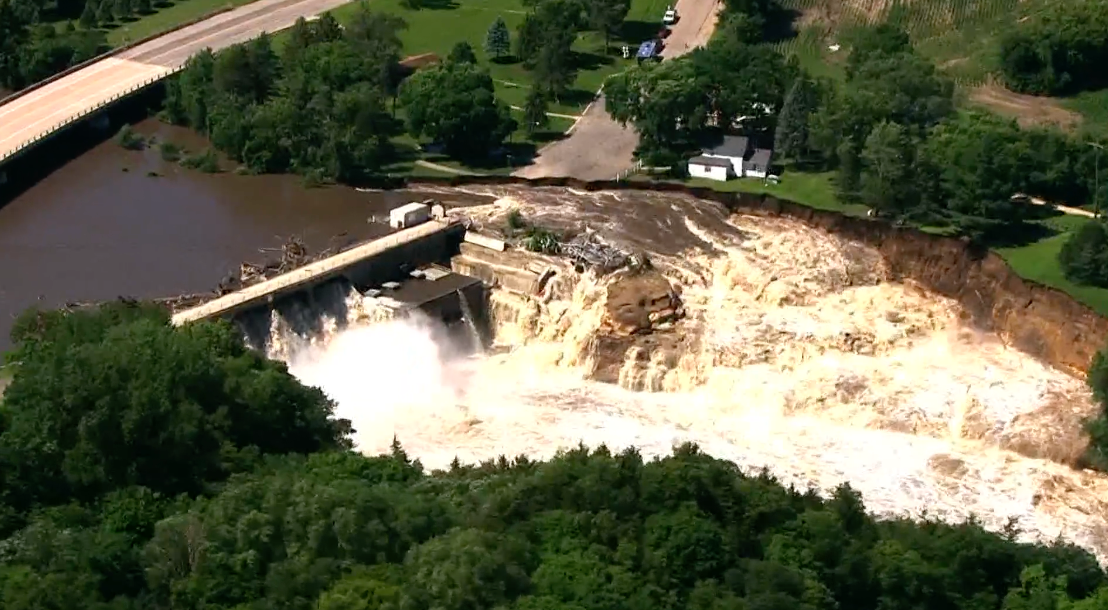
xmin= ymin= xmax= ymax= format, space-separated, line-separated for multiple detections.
xmin=403 ymin=175 xmax=1108 ymax=377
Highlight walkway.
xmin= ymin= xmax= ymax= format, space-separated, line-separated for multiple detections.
xmin=0 ymin=0 xmax=355 ymax=163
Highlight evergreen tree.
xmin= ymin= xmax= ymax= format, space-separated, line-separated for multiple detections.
xmin=485 ymin=16 xmax=510 ymax=60
xmin=523 ymin=87 xmax=549 ymax=133
xmin=113 ymin=0 xmax=133 ymax=20
xmin=774 ymin=76 xmax=821 ymax=161
xmin=96 ymin=0 xmax=115 ymax=24
xmin=136 ymin=0 xmax=151 ymax=14
xmin=448 ymin=41 xmax=477 ymax=64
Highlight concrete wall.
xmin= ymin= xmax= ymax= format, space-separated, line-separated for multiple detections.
xmin=172 ymin=221 xmax=467 ymax=326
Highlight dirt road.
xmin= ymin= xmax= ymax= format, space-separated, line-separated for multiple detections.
xmin=514 ymin=0 xmax=722 ymax=180
xmin=0 ymin=0 xmax=354 ymax=163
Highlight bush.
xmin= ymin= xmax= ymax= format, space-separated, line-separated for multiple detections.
xmin=114 ymin=125 xmax=145 ymax=150
xmin=1059 ymin=220 xmax=1108 ymax=287
xmin=180 ymin=148 xmax=220 ymax=173
xmin=157 ymin=141 xmax=181 ymax=162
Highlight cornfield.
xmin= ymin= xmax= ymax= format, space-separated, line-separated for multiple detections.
xmin=772 ymin=0 xmax=1055 ymax=85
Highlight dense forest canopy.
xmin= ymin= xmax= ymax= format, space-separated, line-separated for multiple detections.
xmin=3 ymin=305 xmax=1108 ymax=610
xmin=998 ymin=0 xmax=1108 ymax=96
xmin=0 ymin=0 xmax=105 ymax=91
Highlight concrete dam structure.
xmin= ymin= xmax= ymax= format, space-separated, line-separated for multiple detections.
xmin=170 ymin=210 xmax=501 ymax=350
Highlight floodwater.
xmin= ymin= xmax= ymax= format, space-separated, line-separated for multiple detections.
xmin=278 ymin=185 xmax=1108 ymax=564
xmin=0 ymin=119 xmax=478 ymax=349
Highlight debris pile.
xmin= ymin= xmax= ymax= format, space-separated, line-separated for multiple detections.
xmin=560 ymin=231 xmax=629 ymax=274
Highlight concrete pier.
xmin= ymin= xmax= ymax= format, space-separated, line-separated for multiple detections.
xmin=172 ymin=220 xmax=465 ymax=326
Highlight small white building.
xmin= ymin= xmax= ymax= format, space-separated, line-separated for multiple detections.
xmin=389 ymin=202 xmax=431 ymax=229
xmin=745 ymin=148 xmax=773 ymax=179
xmin=687 ymin=155 xmax=732 ymax=181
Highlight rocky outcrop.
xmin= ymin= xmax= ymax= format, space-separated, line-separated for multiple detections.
xmin=403 ymin=174 xmax=1108 ymax=378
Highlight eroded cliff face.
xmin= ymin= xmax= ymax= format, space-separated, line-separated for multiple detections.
xmin=423 ymin=175 xmax=1108 ymax=377
xmin=748 ymin=196 xmax=1108 ymax=378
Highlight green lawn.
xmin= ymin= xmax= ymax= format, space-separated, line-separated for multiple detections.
xmin=102 ymin=0 xmax=258 ymax=46
xmin=329 ymin=0 xmax=669 ymax=115
xmin=994 ymin=215 xmax=1108 ymax=315
xmin=683 ymin=169 xmax=870 ymax=216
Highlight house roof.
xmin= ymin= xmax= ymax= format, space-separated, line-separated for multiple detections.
xmin=747 ymin=148 xmax=773 ymax=173
xmin=688 ymin=155 xmax=733 ymax=169
xmin=704 ymin=135 xmax=749 ymax=159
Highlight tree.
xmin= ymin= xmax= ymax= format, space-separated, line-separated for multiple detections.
xmin=523 ymin=87 xmax=549 ymax=133
xmin=587 ymin=0 xmax=630 ymax=52
xmin=0 ymin=303 xmax=350 ymax=516
xmin=859 ymin=120 xmax=914 ymax=215
xmin=95 ymin=0 xmax=113 ymax=25
xmin=774 ymin=75 xmax=822 ymax=161
xmin=135 ymin=0 xmax=150 ymax=14
xmin=399 ymin=61 xmax=517 ymax=159
xmin=485 ymin=16 xmax=511 ymax=60
xmin=78 ymin=0 xmax=97 ymax=27
xmin=1060 ymin=220 xmax=1108 ymax=287
xmin=448 ymin=41 xmax=478 ymax=64
xmin=112 ymin=0 xmax=132 ymax=21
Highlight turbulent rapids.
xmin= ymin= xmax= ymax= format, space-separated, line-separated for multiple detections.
xmin=257 ymin=185 xmax=1108 ymax=562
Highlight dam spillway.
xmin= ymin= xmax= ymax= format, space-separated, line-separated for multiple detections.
xmin=268 ymin=183 xmax=1108 ymax=566
xmin=171 ymin=219 xmax=473 ymax=327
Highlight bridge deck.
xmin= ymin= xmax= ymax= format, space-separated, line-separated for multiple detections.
xmin=171 ymin=221 xmax=458 ymax=326
xmin=0 ymin=0 xmax=354 ymax=163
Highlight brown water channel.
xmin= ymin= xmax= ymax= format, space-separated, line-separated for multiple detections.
xmin=0 ymin=119 xmax=481 ymax=351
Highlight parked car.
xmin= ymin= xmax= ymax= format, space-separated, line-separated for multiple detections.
xmin=662 ymin=6 xmax=677 ymax=24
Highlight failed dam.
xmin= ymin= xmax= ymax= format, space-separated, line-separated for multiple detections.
xmin=166 ymin=182 xmax=1108 ymax=564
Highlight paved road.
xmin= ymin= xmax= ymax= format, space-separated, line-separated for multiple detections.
xmin=514 ymin=0 xmax=721 ymax=180
xmin=0 ymin=0 xmax=354 ymax=163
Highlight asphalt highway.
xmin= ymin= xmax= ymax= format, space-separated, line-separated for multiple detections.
xmin=0 ymin=0 xmax=354 ymax=163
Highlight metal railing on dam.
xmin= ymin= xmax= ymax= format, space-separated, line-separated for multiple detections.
xmin=171 ymin=220 xmax=464 ymax=326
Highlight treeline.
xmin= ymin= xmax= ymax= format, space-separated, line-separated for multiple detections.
xmin=999 ymin=0 xmax=1108 ymax=96
xmin=0 ymin=0 xmax=106 ymax=91
xmin=606 ymin=7 xmax=795 ymax=167
xmin=3 ymin=303 xmax=1108 ymax=610
xmin=610 ymin=21 xmax=1106 ymax=244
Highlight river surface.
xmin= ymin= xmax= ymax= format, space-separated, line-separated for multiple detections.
xmin=5 ymin=121 xmax=1108 ymax=565
xmin=0 ymin=119 xmax=480 ymax=349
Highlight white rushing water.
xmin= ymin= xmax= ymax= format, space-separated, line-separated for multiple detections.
xmin=273 ymin=186 xmax=1108 ymax=562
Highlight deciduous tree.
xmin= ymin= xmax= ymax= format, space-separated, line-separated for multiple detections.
xmin=399 ymin=60 xmax=517 ymax=159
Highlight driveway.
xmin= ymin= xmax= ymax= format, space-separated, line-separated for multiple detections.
xmin=513 ymin=0 xmax=722 ymax=180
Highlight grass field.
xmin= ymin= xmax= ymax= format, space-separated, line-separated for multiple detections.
xmin=95 ymin=0 xmax=258 ymax=46
xmin=768 ymin=0 xmax=1107 ymax=134
xmin=330 ymin=0 xmax=670 ymax=115
xmin=683 ymin=169 xmax=870 ymax=215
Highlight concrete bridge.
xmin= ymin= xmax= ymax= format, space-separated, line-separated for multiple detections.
xmin=171 ymin=220 xmax=473 ymax=326
xmin=0 ymin=0 xmax=353 ymax=166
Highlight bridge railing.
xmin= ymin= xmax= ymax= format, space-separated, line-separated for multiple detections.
xmin=0 ymin=66 xmax=180 ymax=165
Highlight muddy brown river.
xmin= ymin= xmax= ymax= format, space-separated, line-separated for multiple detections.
xmin=0 ymin=120 xmax=483 ymax=349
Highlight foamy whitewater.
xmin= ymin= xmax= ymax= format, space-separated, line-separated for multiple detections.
xmin=276 ymin=186 xmax=1108 ymax=562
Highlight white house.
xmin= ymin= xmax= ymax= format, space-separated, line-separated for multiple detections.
xmin=700 ymin=135 xmax=749 ymax=176
xmin=687 ymin=155 xmax=732 ymax=181
xmin=686 ymin=135 xmax=774 ymax=181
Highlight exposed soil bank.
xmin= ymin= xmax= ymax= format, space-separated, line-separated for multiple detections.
xmin=401 ymin=175 xmax=1108 ymax=377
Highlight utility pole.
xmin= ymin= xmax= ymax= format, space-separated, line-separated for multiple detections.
xmin=1090 ymin=142 xmax=1104 ymax=219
